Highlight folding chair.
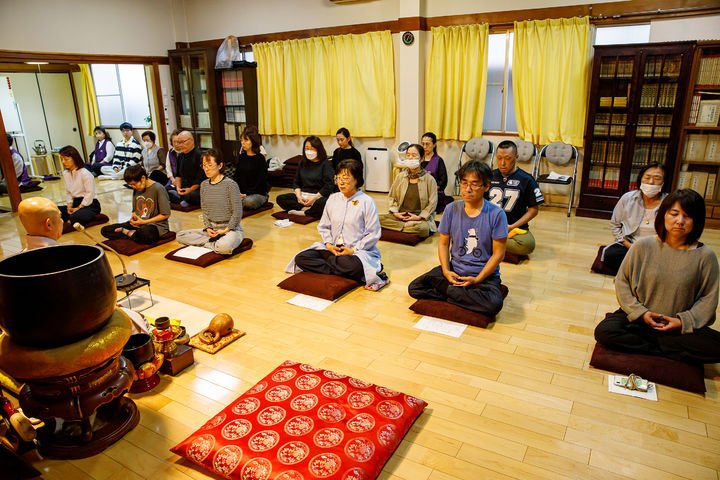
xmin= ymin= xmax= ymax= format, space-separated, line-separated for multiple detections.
xmin=534 ymin=141 xmax=579 ymax=217
xmin=453 ymin=138 xmax=494 ymax=195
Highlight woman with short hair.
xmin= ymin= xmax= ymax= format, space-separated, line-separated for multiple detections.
xmin=232 ymin=126 xmax=268 ymax=210
xmin=58 ymin=145 xmax=102 ymax=226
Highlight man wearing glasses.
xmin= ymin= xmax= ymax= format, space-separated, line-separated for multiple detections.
xmin=408 ymin=161 xmax=507 ymax=315
xmin=169 ymin=130 xmax=206 ymax=207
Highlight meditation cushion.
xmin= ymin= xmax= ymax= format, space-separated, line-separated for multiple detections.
xmin=380 ymin=228 xmax=428 ymax=246
xmin=62 ymin=213 xmax=110 ymax=234
xmin=435 ymin=195 xmax=454 ymax=214
xmin=272 ymin=211 xmax=319 ymax=225
xmin=170 ymin=360 xmax=427 ymax=480
xmin=242 ymin=202 xmax=274 ymax=218
xmin=503 ymin=252 xmax=528 ymax=265
xmin=591 ymin=245 xmax=618 ymax=276
xmin=409 ymin=284 xmax=509 ymax=329
xmin=165 ymin=238 xmax=253 ymax=267
xmin=278 ymin=271 xmax=361 ymax=301
xmin=19 ymin=180 xmax=43 ymax=193
xmin=171 ymin=202 xmax=201 ymax=212
xmin=589 ymin=342 xmax=705 ymax=394
xmin=102 ymin=231 xmax=176 ymax=256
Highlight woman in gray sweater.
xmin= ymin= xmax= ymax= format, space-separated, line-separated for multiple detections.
xmin=176 ymin=149 xmax=243 ymax=254
xmin=595 ymin=189 xmax=720 ymax=364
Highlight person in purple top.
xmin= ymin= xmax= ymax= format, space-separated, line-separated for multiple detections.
xmin=0 ymin=134 xmax=33 ymax=194
xmin=408 ymin=160 xmax=508 ymax=315
xmin=420 ymin=132 xmax=448 ymax=209
xmin=86 ymin=127 xmax=115 ymax=176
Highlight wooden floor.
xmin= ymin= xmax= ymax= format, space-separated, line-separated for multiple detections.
xmin=1 ymin=178 xmax=719 ymax=480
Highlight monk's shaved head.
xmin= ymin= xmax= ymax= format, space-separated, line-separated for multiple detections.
xmin=18 ymin=197 xmax=63 ymax=240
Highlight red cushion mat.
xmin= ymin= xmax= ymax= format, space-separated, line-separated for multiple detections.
xmin=590 ymin=342 xmax=705 ymax=394
xmin=590 ymin=245 xmax=618 ymax=276
xmin=409 ymin=285 xmax=509 ymax=329
xmin=62 ymin=213 xmax=110 ymax=234
xmin=243 ymin=202 xmax=274 ymax=218
xmin=272 ymin=212 xmax=319 ymax=225
xmin=379 ymin=228 xmax=427 ymax=246
xmin=165 ymin=238 xmax=253 ymax=267
xmin=171 ymin=360 xmax=427 ymax=480
xmin=503 ymin=252 xmax=528 ymax=265
xmin=102 ymin=231 xmax=176 ymax=256
xmin=278 ymin=272 xmax=361 ymax=301
xmin=171 ymin=202 xmax=201 ymax=212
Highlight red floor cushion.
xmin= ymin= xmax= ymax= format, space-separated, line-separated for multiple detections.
xmin=278 ymin=272 xmax=361 ymax=301
xmin=170 ymin=360 xmax=427 ymax=480
xmin=590 ymin=342 xmax=705 ymax=394
xmin=503 ymin=252 xmax=528 ymax=265
xmin=165 ymin=238 xmax=253 ymax=267
xmin=591 ymin=245 xmax=618 ymax=276
xmin=272 ymin=212 xmax=319 ymax=225
xmin=380 ymin=228 xmax=428 ymax=246
xmin=102 ymin=231 xmax=176 ymax=256
xmin=62 ymin=213 xmax=110 ymax=234
xmin=409 ymin=285 xmax=509 ymax=329
xmin=171 ymin=202 xmax=201 ymax=212
xmin=243 ymin=202 xmax=274 ymax=218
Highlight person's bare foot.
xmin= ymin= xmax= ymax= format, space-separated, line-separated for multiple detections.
xmin=288 ymin=210 xmax=305 ymax=216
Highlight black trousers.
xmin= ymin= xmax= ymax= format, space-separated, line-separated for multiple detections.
xmin=294 ymin=249 xmax=365 ymax=283
xmin=603 ymin=243 xmax=628 ymax=272
xmin=595 ymin=309 xmax=720 ymax=364
xmin=408 ymin=265 xmax=504 ymax=316
xmin=149 ymin=170 xmax=169 ymax=186
xmin=276 ymin=193 xmax=327 ymax=218
xmin=101 ymin=221 xmax=160 ymax=245
xmin=168 ymin=187 xmax=200 ymax=205
xmin=59 ymin=198 xmax=101 ymax=225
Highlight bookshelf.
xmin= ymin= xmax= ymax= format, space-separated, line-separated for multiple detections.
xmin=577 ymin=42 xmax=694 ymax=219
xmin=674 ymin=41 xmax=720 ymax=229
xmin=168 ymin=47 xmax=221 ymax=151
xmin=217 ymin=64 xmax=258 ymax=164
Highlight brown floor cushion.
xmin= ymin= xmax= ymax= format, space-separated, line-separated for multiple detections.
xmin=503 ymin=252 xmax=529 ymax=264
xmin=62 ymin=213 xmax=110 ymax=234
xmin=436 ymin=195 xmax=454 ymax=214
xmin=102 ymin=231 xmax=176 ymax=256
xmin=171 ymin=202 xmax=201 ymax=212
xmin=165 ymin=238 xmax=253 ymax=267
xmin=589 ymin=342 xmax=705 ymax=394
xmin=278 ymin=271 xmax=361 ymax=300
xmin=409 ymin=284 xmax=509 ymax=329
xmin=241 ymin=201 xmax=273 ymax=218
xmin=380 ymin=228 xmax=428 ymax=246
xmin=591 ymin=245 xmax=618 ymax=276
xmin=19 ymin=181 xmax=43 ymax=193
xmin=272 ymin=211 xmax=319 ymax=225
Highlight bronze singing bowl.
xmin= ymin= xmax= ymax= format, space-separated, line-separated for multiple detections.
xmin=0 ymin=245 xmax=116 ymax=348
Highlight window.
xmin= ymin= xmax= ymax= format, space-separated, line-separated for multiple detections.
xmin=594 ymin=24 xmax=650 ymax=45
xmin=483 ymin=32 xmax=517 ymax=133
xmin=91 ymin=64 xmax=151 ymax=128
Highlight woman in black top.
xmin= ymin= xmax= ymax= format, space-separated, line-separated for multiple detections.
xmin=233 ymin=126 xmax=268 ymax=210
xmin=331 ymin=127 xmax=362 ymax=172
xmin=276 ymin=136 xmax=334 ymax=218
xmin=420 ymin=131 xmax=449 ymax=210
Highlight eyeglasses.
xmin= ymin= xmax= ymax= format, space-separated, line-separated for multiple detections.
xmin=202 ymin=162 xmax=218 ymax=168
xmin=460 ymin=181 xmax=485 ymax=190
xmin=335 ymin=175 xmax=353 ymax=184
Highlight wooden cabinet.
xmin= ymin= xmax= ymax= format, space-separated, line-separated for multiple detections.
xmin=168 ymin=47 xmax=220 ymax=151
xmin=576 ymin=42 xmax=694 ymax=219
xmin=216 ymin=65 xmax=258 ymax=163
xmin=674 ymin=41 xmax=720 ymax=229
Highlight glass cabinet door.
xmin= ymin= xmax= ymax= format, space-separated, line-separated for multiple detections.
xmin=189 ymin=54 xmax=210 ymax=130
xmin=171 ymin=55 xmax=193 ymax=129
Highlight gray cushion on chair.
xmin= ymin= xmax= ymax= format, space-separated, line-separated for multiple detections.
xmin=516 ymin=140 xmax=535 ymax=163
xmin=544 ymin=142 xmax=573 ymax=166
xmin=463 ymin=138 xmax=491 ymax=162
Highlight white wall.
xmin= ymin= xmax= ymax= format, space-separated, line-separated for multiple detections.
xmin=649 ymin=16 xmax=720 ymax=42
xmin=422 ymin=0 xmax=618 ymax=17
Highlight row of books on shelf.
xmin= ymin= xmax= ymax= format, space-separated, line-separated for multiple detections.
xmin=688 ymin=95 xmax=720 ymax=127
xmin=222 ymin=88 xmax=246 ymax=107
xmin=644 ymin=55 xmax=681 ymax=77
xmin=677 ymin=170 xmax=718 ymax=201
xmin=599 ymin=96 xmax=627 ymax=108
xmin=595 ymin=113 xmax=627 ymax=124
xmin=224 ymin=106 xmax=246 ymax=123
xmin=594 ymin=124 xmax=626 ymax=136
xmin=684 ymin=134 xmax=720 ymax=162
xmin=591 ymin=140 xmax=623 ymax=165
xmin=696 ymin=55 xmax=720 ymax=87
xmin=633 ymin=142 xmax=667 ymax=165
xmin=600 ymin=58 xmax=634 ymax=78
xmin=636 ymin=125 xmax=670 ymax=138
xmin=224 ymin=122 xmax=248 ymax=142
xmin=221 ymin=70 xmax=245 ymax=88
xmin=640 ymin=83 xmax=677 ymax=108
xmin=638 ymin=113 xmax=672 ymax=126
xmin=587 ymin=167 xmax=620 ymax=189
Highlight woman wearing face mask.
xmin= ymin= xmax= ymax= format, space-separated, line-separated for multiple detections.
xmin=276 ymin=136 xmax=334 ymax=218
xmin=602 ymin=163 xmax=668 ymax=273
xmin=379 ymin=144 xmax=438 ymax=238
xmin=141 ymin=131 xmax=168 ymax=185
xmin=87 ymin=126 xmax=115 ymax=176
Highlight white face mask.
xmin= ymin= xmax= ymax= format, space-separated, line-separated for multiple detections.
xmin=143 ymin=141 xmax=152 ymax=149
xmin=305 ymin=150 xmax=318 ymax=160
xmin=406 ymin=159 xmax=420 ymax=170
xmin=639 ymin=183 xmax=663 ymax=197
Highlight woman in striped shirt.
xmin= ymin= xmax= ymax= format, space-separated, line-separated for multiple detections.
xmin=176 ymin=149 xmax=244 ymax=255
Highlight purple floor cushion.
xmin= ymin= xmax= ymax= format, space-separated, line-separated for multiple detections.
xmin=380 ymin=228 xmax=427 ymax=246
xmin=102 ymin=231 xmax=176 ymax=256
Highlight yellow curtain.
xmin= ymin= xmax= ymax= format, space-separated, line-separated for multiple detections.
xmin=253 ymin=30 xmax=395 ymax=137
xmin=512 ymin=17 xmax=590 ymax=146
xmin=425 ymin=24 xmax=489 ymax=141
xmin=79 ymin=64 xmax=101 ymax=136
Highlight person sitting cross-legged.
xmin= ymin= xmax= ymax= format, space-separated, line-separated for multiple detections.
xmin=176 ymin=149 xmax=244 ymax=255
xmin=408 ymin=160 xmax=507 ymax=315
xmin=101 ymin=165 xmax=171 ymax=245
xmin=99 ymin=122 xmax=142 ymax=180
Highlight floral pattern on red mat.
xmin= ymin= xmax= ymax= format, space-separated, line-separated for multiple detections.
xmin=171 ymin=360 xmax=427 ymax=480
